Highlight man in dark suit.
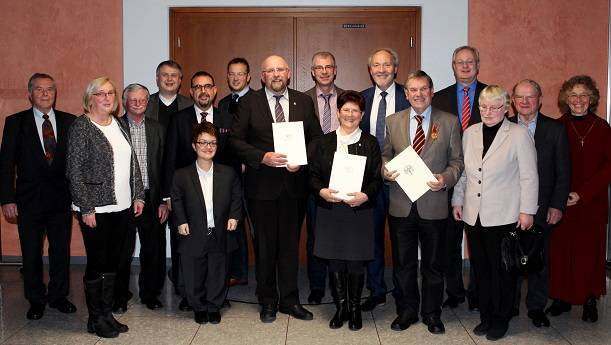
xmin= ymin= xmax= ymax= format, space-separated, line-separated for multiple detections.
xmin=431 ymin=45 xmax=487 ymax=311
xmin=229 ymin=55 xmax=323 ymax=323
xmin=303 ymin=51 xmax=344 ymax=305
xmin=510 ymin=79 xmax=571 ymax=328
xmin=359 ymin=48 xmax=410 ymax=311
xmin=114 ymin=84 xmax=168 ymax=312
xmin=0 ymin=73 xmax=76 ymax=320
xmin=383 ymin=70 xmax=463 ymax=334
xmin=164 ymin=71 xmax=234 ymax=310
xmin=217 ymin=57 xmax=253 ymax=287
xmin=144 ymin=60 xmax=193 ymax=129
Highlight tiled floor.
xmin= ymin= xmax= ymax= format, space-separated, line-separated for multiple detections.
xmin=0 ymin=265 xmax=609 ymax=344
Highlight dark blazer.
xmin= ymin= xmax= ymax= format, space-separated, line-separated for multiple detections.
xmin=304 ymin=85 xmax=345 ymax=118
xmin=218 ymin=88 xmax=254 ymax=115
xmin=0 ymin=108 xmax=75 ymax=213
xmin=144 ymin=92 xmax=193 ymax=129
xmin=118 ymin=115 xmax=165 ymax=207
xmin=509 ymin=113 xmax=571 ymax=226
xmin=432 ymin=81 xmax=488 ymax=131
xmin=171 ymin=162 xmax=242 ymax=256
xmin=229 ymin=88 xmax=323 ymax=200
xmin=360 ymin=83 xmax=410 ymax=135
xmin=163 ymin=106 xmax=233 ymax=197
xmin=309 ymin=131 xmax=382 ymax=210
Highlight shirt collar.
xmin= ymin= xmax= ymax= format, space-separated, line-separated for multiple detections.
xmin=265 ymin=87 xmax=289 ymax=102
xmin=517 ymin=112 xmax=538 ymax=126
xmin=194 ymin=104 xmax=213 ymax=116
xmin=158 ymin=93 xmax=177 ymax=105
xmin=33 ymin=107 xmax=55 ymax=118
xmin=375 ymin=82 xmax=396 ymax=98
xmin=316 ymin=85 xmax=337 ymax=98
xmin=196 ymin=161 xmax=214 ymax=176
xmin=410 ymin=105 xmax=432 ymax=120
xmin=234 ymin=86 xmax=250 ymax=98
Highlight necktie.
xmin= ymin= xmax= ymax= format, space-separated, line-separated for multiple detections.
xmin=413 ymin=115 xmax=425 ymax=155
xmin=375 ymin=91 xmax=388 ymax=148
xmin=42 ymin=114 xmax=56 ymax=164
xmin=321 ymin=93 xmax=332 ymax=134
xmin=461 ymin=87 xmax=471 ymax=131
xmin=274 ymin=95 xmax=285 ymax=122
xmin=229 ymin=93 xmax=239 ymax=114
xmin=200 ymin=111 xmax=208 ymax=123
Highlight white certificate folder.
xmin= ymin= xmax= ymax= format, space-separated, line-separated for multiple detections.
xmin=272 ymin=121 xmax=308 ymax=166
xmin=328 ymin=152 xmax=367 ymax=201
xmin=384 ymin=146 xmax=437 ymax=202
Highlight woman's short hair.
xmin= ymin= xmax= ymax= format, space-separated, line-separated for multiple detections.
xmin=83 ymin=77 xmax=120 ymax=116
xmin=192 ymin=121 xmax=219 ymax=143
xmin=479 ymin=85 xmax=510 ymax=110
xmin=557 ymin=75 xmax=600 ymax=114
xmin=337 ymin=90 xmax=365 ymax=111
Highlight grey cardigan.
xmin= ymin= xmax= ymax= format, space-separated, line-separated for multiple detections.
xmin=66 ymin=115 xmax=145 ymax=214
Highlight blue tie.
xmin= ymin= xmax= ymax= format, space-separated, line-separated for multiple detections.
xmin=375 ymin=91 xmax=388 ymax=148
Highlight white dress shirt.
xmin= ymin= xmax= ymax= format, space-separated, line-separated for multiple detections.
xmin=194 ymin=105 xmax=214 ymax=123
xmin=265 ymin=87 xmax=289 ymax=122
xmin=33 ymin=107 xmax=57 ymax=150
xmin=196 ymin=161 xmax=215 ymax=228
xmin=368 ymin=82 xmax=397 ymax=136
xmin=409 ymin=106 xmax=432 ymax=145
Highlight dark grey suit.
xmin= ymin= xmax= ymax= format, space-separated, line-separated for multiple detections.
xmin=145 ymin=92 xmax=193 ymax=129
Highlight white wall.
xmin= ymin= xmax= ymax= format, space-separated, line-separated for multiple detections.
xmin=123 ymin=0 xmax=468 ymax=91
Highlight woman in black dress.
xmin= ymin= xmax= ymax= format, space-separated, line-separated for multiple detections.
xmin=309 ymin=90 xmax=382 ymax=330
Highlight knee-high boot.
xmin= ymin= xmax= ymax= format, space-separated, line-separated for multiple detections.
xmin=348 ymin=272 xmax=364 ymax=331
xmin=329 ymin=272 xmax=348 ymax=329
xmin=101 ymin=273 xmax=129 ymax=333
xmin=85 ymin=275 xmax=118 ymax=338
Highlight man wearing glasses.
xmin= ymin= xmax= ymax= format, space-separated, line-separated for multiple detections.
xmin=230 ymin=55 xmax=323 ymax=323
xmin=164 ymin=71 xmax=234 ymax=311
xmin=432 ymin=45 xmax=488 ymax=312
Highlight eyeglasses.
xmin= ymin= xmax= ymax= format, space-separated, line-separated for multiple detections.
xmin=195 ymin=140 xmax=217 ymax=148
xmin=262 ymin=67 xmax=288 ymax=74
xmin=339 ymin=108 xmax=362 ymax=115
xmin=453 ymin=60 xmax=476 ymax=66
xmin=93 ymin=91 xmax=116 ymax=98
xmin=513 ymin=95 xmax=538 ymax=102
xmin=191 ymin=84 xmax=215 ymax=91
xmin=228 ymin=72 xmax=248 ymax=78
xmin=567 ymin=93 xmax=591 ymax=101
xmin=479 ymin=105 xmax=505 ymax=113
xmin=312 ymin=65 xmax=335 ymax=72
xmin=127 ymin=99 xmax=148 ymax=105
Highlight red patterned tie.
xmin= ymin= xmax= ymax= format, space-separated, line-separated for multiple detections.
xmin=413 ymin=115 xmax=425 ymax=155
xmin=461 ymin=87 xmax=471 ymax=131
xmin=42 ymin=114 xmax=56 ymax=164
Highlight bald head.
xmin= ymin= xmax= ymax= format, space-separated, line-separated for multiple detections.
xmin=261 ymin=55 xmax=291 ymax=94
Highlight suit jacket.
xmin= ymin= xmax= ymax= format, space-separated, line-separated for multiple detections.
xmin=163 ymin=106 xmax=233 ymax=198
xmin=432 ymin=80 xmax=487 ymax=132
xmin=0 ymin=108 xmax=75 ymax=213
xmin=360 ymin=83 xmax=410 ymax=136
xmin=304 ymin=85 xmax=345 ymax=118
xmin=229 ymin=88 xmax=323 ymax=200
xmin=509 ymin=113 xmax=571 ymax=226
xmin=218 ymin=88 xmax=254 ymax=115
xmin=171 ymin=162 xmax=242 ymax=256
xmin=382 ymin=107 xmax=463 ymax=219
xmin=118 ymin=115 xmax=165 ymax=207
xmin=144 ymin=92 xmax=193 ymax=129
xmin=452 ymin=118 xmax=539 ymax=227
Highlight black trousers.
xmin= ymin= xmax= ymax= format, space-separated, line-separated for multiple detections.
xmin=17 ymin=209 xmax=72 ymax=304
xmin=328 ymin=260 xmax=364 ymax=274
xmin=515 ymin=223 xmax=551 ymax=311
xmin=248 ymin=191 xmax=305 ymax=306
xmin=79 ymin=208 xmax=134 ymax=280
xmin=181 ymin=251 xmax=227 ymax=312
xmin=466 ymin=219 xmax=517 ymax=322
xmin=389 ymin=204 xmax=445 ymax=318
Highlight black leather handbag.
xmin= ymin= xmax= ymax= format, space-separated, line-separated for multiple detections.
xmin=501 ymin=227 xmax=544 ymax=274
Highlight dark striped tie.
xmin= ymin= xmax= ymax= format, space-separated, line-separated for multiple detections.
xmin=42 ymin=114 xmax=56 ymax=164
xmin=321 ymin=93 xmax=332 ymax=133
xmin=274 ymin=95 xmax=285 ymax=122
xmin=413 ymin=115 xmax=425 ymax=155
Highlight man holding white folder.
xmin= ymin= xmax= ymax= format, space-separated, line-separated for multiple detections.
xmin=382 ymin=70 xmax=463 ymax=334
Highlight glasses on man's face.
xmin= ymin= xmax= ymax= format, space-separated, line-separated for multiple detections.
xmin=312 ymin=65 xmax=335 ymax=72
xmin=479 ymin=105 xmax=505 ymax=113
xmin=568 ymin=93 xmax=591 ymax=102
xmin=195 ymin=140 xmax=217 ymax=148
xmin=453 ymin=60 xmax=475 ymax=66
xmin=228 ymin=72 xmax=248 ymax=78
xmin=128 ymin=99 xmax=148 ymax=105
xmin=191 ymin=84 xmax=215 ymax=92
xmin=93 ymin=91 xmax=116 ymax=98
xmin=513 ymin=95 xmax=538 ymax=102
xmin=262 ymin=67 xmax=288 ymax=74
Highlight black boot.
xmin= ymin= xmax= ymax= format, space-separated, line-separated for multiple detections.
xmin=101 ymin=273 xmax=129 ymax=333
xmin=329 ymin=272 xmax=348 ymax=329
xmin=348 ymin=272 xmax=364 ymax=331
xmin=582 ymin=295 xmax=598 ymax=322
xmin=85 ymin=275 xmax=118 ymax=338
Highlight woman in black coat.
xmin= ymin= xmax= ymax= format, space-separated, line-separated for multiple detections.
xmin=309 ymin=90 xmax=382 ymax=330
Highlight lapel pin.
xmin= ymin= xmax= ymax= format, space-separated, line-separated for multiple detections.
xmin=293 ymin=102 xmax=297 ymax=105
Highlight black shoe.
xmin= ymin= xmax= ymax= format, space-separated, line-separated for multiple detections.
xmin=194 ymin=311 xmax=208 ymax=324
xmin=582 ymin=296 xmax=598 ymax=323
xmin=208 ymin=311 xmax=221 ymax=324
xmin=142 ymin=298 xmax=163 ymax=310
xmin=360 ymin=295 xmax=386 ymax=312
xmin=442 ymin=295 xmax=465 ymax=309
xmin=26 ymin=303 xmax=45 ymax=320
xmin=112 ymin=300 xmax=128 ymax=314
xmin=179 ymin=298 xmax=193 ymax=311
xmin=473 ymin=321 xmax=491 ymax=336
xmin=511 ymin=307 xmax=519 ymax=318
xmin=222 ymin=299 xmax=231 ymax=308
xmin=49 ymin=298 xmax=77 ymax=313
xmin=390 ymin=314 xmax=418 ymax=331
xmin=528 ymin=309 xmax=550 ymax=327
xmin=260 ymin=304 xmax=277 ymax=323
xmin=545 ymin=299 xmax=571 ymax=316
xmin=307 ymin=289 xmax=324 ymax=305
xmin=279 ymin=304 xmax=313 ymax=320
xmin=422 ymin=316 xmax=445 ymax=334
xmin=486 ymin=321 xmax=509 ymax=341
xmin=468 ymin=296 xmax=479 ymax=312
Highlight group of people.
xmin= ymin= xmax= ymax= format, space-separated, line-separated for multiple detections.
xmin=0 ymin=45 xmax=609 ymax=342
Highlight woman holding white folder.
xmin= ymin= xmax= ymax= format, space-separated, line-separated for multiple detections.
xmin=309 ymin=90 xmax=382 ymax=331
